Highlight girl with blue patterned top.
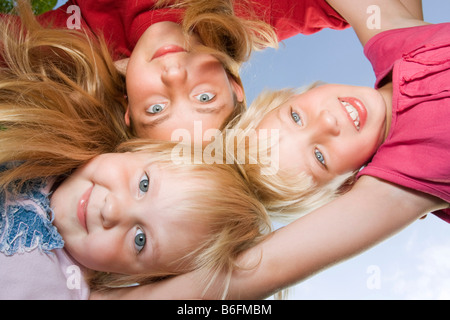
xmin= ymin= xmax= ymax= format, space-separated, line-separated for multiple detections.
xmin=0 ymin=3 xmax=270 ymax=299
xmin=0 ymin=143 xmax=270 ymax=299
xmin=0 ymin=163 xmax=64 ymax=256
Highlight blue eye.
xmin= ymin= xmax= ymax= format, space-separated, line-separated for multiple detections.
xmin=147 ymin=103 xmax=166 ymax=114
xmin=291 ymin=110 xmax=303 ymax=126
xmin=139 ymin=173 xmax=149 ymax=196
xmin=134 ymin=228 xmax=146 ymax=253
xmin=195 ymin=92 xmax=215 ymax=102
xmin=314 ymin=148 xmax=326 ymax=166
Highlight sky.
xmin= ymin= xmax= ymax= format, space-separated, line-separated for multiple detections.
xmin=54 ymin=0 xmax=450 ymax=300
xmin=239 ymin=1 xmax=450 ymax=300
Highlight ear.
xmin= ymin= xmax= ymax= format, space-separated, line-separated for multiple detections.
xmin=230 ymin=78 xmax=245 ymax=103
xmin=124 ymin=107 xmax=131 ymax=127
xmin=114 ymin=58 xmax=129 ymax=75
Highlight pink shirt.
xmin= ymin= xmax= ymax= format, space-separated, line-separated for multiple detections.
xmin=359 ymin=23 xmax=450 ymax=222
xmin=0 ymin=174 xmax=90 ymax=299
xmin=0 ymin=249 xmax=89 ymax=299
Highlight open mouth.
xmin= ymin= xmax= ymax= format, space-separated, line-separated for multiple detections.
xmin=339 ymin=97 xmax=367 ymax=131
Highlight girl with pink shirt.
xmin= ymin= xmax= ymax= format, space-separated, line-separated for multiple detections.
xmin=238 ymin=0 xmax=450 ymax=223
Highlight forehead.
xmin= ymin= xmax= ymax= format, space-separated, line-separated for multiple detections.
xmin=150 ymin=164 xmax=211 ymax=209
xmin=148 ymin=171 xmax=211 ymax=270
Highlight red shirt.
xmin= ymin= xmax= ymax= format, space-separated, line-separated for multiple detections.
xmin=37 ymin=0 xmax=348 ymax=59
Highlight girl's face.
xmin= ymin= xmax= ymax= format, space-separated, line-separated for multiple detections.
xmin=257 ymin=84 xmax=389 ymax=185
xmin=125 ymin=22 xmax=244 ymax=141
xmin=51 ymin=152 xmax=208 ymax=275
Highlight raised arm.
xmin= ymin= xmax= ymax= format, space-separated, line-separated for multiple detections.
xmin=91 ymin=176 xmax=447 ymax=299
xmin=223 ymin=176 xmax=447 ymax=298
xmin=399 ymin=0 xmax=424 ymax=20
xmin=325 ymin=0 xmax=427 ymax=46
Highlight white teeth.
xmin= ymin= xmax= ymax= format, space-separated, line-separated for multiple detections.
xmin=341 ymin=101 xmax=360 ymax=130
xmin=346 ymin=106 xmax=358 ymax=120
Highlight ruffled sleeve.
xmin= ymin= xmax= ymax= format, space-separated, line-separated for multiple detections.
xmin=0 ymin=164 xmax=64 ymax=256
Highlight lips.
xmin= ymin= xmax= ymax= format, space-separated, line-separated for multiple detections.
xmin=151 ymin=45 xmax=186 ymax=60
xmin=77 ymin=185 xmax=93 ymax=232
xmin=339 ymin=97 xmax=367 ymax=131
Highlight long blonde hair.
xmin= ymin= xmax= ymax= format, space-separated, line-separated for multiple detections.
xmin=221 ymin=87 xmax=356 ymax=223
xmin=0 ymin=1 xmax=129 ymax=187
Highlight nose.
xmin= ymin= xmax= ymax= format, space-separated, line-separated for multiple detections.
xmin=101 ymin=193 xmax=123 ymax=229
xmin=316 ymin=110 xmax=340 ymax=137
xmin=161 ymin=64 xmax=187 ymax=86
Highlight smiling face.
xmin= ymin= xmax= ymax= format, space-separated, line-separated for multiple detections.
xmin=256 ymin=84 xmax=389 ymax=185
xmin=50 ymin=152 xmax=208 ymax=275
xmin=125 ymin=21 xmax=244 ymax=141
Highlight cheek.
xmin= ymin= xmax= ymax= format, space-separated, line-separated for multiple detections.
xmin=357 ymin=133 xmax=381 ymax=160
xmin=200 ymin=113 xmax=229 ymax=131
xmin=158 ymin=228 xmax=207 ymax=273
xmin=337 ymin=143 xmax=374 ymax=171
xmin=126 ymin=75 xmax=148 ymax=104
xmin=70 ymin=234 xmax=124 ymax=273
xmin=126 ymin=63 xmax=157 ymax=101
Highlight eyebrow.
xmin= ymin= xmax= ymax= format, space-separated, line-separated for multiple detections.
xmin=194 ymin=103 xmax=225 ymax=114
xmin=142 ymin=114 xmax=171 ymax=129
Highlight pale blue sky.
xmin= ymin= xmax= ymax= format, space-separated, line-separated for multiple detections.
xmin=55 ymin=0 xmax=449 ymax=300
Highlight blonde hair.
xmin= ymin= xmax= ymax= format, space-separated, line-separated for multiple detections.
xmin=222 ymin=86 xmax=357 ymax=223
xmin=86 ymin=140 xmax=272 ymax=299
xmin=154 ymin=0 xmax=279 ymax=127
xmin=0 ymin=1 xmax=129 ymax=187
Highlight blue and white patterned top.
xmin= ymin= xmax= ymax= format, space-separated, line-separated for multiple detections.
xmin=0 ymin=164 xmax=64 ymax=256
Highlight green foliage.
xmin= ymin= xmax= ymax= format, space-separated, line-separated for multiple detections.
xmin=0 ymin=0 xmax=58 ymax=15
xmin=0 ymin=0 xmax=14 ymax=13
